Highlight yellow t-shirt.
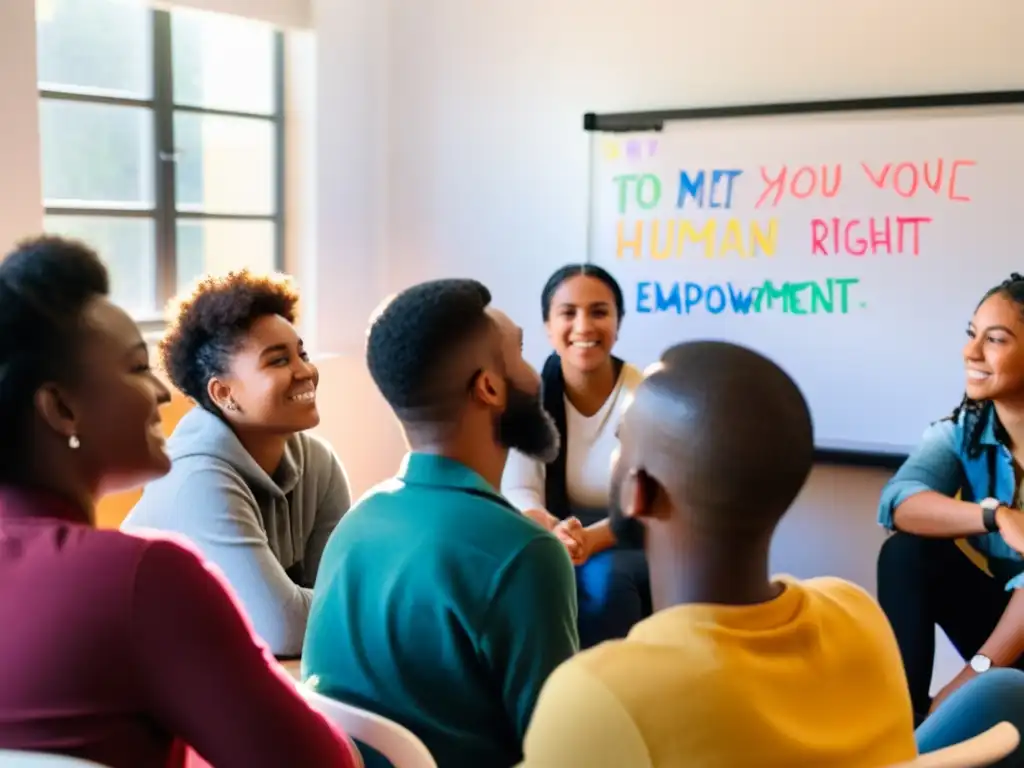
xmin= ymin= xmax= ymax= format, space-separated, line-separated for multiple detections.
xmin=519 ymin=576 xmax=917 ymax=768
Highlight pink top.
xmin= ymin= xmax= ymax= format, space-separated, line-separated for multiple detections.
xmin=0 ymin=487 xmax=358 ymax=768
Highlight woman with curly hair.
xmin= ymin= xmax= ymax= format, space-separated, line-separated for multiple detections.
xmin=0 ymin=239 xmax=357 ymax=767
xmin=879 ymin=272 xmax=1024 ymax=723
xmin=123 ymin=270 xmax=350 ymax=658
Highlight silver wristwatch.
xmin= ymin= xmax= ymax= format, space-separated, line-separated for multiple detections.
xmin=980 ymin=497 xmax=1001 ymax=533
xmin=970 ymin=653 xmax=993 ymax=673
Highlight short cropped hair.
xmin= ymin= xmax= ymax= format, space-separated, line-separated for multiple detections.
xmin=0 ymin=236 xmax=109 ymax=479
xmin=645 ymin=341 xmax=813 ymax=529
xmin=366 ymin=279 xmax=495 ymax=422
xmin=161 ymin=270 xmax=299 ymax=411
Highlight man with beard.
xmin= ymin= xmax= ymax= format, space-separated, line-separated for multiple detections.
xmin=518 ymin=340 xmax=924 ymax=767
xmin=302 ymin=279 xmax=578 ymax=768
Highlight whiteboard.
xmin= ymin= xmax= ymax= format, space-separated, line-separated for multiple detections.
xmin=587 ymin=102 xmax=1024 ymax=457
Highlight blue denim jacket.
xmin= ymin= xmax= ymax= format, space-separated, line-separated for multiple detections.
xmin=878 ymin=405 xmax=1024 ymax=590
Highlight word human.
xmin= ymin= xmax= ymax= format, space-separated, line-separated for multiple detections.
xmin=755 ymin=159 xmax=975 ymax=207
xmin=616 ymin=219 xmax=778 ymax=260
xmin=810 ymin=216 xmax=933 ymax=256
xmin=636 ymin=277 xmax=859 ymax=316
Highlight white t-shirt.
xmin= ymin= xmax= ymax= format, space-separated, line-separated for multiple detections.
xmin=502 ymin=363 xmax=644 ymax=512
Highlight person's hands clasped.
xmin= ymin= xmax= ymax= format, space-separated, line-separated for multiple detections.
xmin=553 ymin=517 xmax=590 ymax=566
xmin=523 ymin=508 xmax=559 ymax=531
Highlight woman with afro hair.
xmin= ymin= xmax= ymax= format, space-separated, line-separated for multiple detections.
xmin=123 ymin=270 xmax=350 ymax=658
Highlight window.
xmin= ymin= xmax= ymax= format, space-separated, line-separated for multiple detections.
xmin=37 ymin=0 xmax=284 ymax=324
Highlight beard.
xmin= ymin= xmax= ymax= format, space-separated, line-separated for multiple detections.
xmin=495 ymin=380 xmax=560 ymax=463
xmin=607 ymin=459 xmax=647 ymax=550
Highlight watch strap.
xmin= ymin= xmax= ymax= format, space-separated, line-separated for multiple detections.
xmin=982 ymin=499 xmax=1001 ymax=533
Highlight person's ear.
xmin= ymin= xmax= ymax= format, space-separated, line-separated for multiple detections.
xmin=472 ymin=368 xmax=505 ymax=409
xmin=34 ymin=383 xmax=78 ymax=444
xmin=625 ymin=468 xmax=665 ymax=521
xmin=207 ymin=377 xmax=238 ymax=413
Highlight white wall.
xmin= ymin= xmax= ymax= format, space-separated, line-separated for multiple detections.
xmin=151 ymin=0 xmax=310 ymax=28
xmin=314 ymin=0 xmax=1024 ymax=571
xmin=0 ymin=0 xmax=43 ymax=254
xmin=309 ymin=0 xmax=1024 ymax=685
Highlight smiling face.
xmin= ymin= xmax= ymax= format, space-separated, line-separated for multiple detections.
xmin=963 ymin=292 xmax=1024 ymax=402
xmin=545 ymin=275 xmax=620 ymax=373
xmin=65 ymin=297 xmax=173 ymax=495
xmin=208 ymin=314 xmax=320 ymax=434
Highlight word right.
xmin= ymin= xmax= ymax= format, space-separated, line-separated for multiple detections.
xmin=809 ymin=215 xmax=933 ymax=256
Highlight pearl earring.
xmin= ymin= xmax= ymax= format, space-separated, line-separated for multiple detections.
xmin=68 ymin=435 xmax=81 ymax=450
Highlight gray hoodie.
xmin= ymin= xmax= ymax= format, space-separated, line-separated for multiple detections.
xmin=122 ymin=407 xmax=350 ymax=657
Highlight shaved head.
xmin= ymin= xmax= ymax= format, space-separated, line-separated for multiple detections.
xmin=614 ymin=341 xmax=813 ymax=536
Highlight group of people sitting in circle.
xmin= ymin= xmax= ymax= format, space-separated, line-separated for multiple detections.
xmin=4 ymin=233 xmax=1024 ymax=767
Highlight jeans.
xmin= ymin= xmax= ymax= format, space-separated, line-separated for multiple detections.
xmin=918 ymin=667 xmax=1024 ymax=766
xmin=571 ymin=511 xmax=651 ymax=652
xmin=877 ymin=532 xmax=1024 ymax=717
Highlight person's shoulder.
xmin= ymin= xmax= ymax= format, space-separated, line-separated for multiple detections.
xmin=67 ymin=524 xmax=154 ymax=563
xmin=127 ymin=530 xmax=206 ymax=570
xmin=797 ymin=576 xmax=893 ymax=632
xmin=524 ymin=646 xmax=654 ymax=768
xmin=325 ymin=477 xmax=405 ymax=531
xmin=295 ymin=430 xmax=342 ymax=470
xmin=548 ymin=638 xmax=654 ymax=706
xmin=620 ymin=361 xmax=645 ymax=393
xmin=124 ymin=462 xmax=257 ymax=531
xmin=294 ymin=431 xmax=348 ymax=491
xmin=921 ymin=414 xmax=962 ymax=444
xmin=65 ymin=527 xmax=202 ymax=585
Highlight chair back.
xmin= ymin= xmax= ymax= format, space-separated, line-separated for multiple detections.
xmin=887 ymin=721 xmax=1020 ymax=768
xmin=297 ymin=685 xmax=436 ymax=768
xmin=0 ymin=753 xmax=107 ymax=767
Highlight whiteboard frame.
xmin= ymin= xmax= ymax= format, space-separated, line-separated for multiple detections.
xmin=582 ymin=89 xmax=1024 ymax=470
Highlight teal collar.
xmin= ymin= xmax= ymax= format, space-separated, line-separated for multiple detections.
xmin=397 ymin=453 xmax=510 ymax=507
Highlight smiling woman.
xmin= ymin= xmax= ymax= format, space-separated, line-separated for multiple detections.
xmin=502 ymin=263 xmax=651 ymax=648
xmin=877 ymin=272 xmax=1024 ymax=724
xmin=122 ymin=270 xmax=351 ymax=658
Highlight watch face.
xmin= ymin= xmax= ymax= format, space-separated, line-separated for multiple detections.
xmin=971 ymin=654 xmax=992 ymax=673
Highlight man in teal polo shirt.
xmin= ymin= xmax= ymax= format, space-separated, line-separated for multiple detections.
xmin=303 ymin=279 xmax=579 ymax=768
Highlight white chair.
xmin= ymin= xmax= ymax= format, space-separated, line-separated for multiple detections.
xmin=0 ymin=753 xmax=107 ymax=767
xmin=297 ymin=684 xmax=437 ymax=768
xmin=888 ymin=722 xmax=1020 ymax=768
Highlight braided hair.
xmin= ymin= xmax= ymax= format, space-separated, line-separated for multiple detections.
xmin=0 ymin=236 xmax=110 ymax=481
xmin=947 ymin=272 xmax=1024 ymax=458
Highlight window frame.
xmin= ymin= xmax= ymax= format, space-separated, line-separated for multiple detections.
xmin=39 ymin=6 xmax=286 ymax=330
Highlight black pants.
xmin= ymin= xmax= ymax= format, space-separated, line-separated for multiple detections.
xmin=877 ymin=533 xmax=1024 ymax=717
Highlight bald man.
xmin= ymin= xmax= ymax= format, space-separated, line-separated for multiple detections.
xmin=519 ymin=341 xmax=919 ymax=767
xmin=303 ymin=279 xmax=578 ymax=768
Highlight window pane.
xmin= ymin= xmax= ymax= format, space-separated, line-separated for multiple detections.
xmin=44 ymin=215 xmax=157 ymax=318
xmin=172 ymin=9 xmax=275 ymax=115
xmin=175 ymin=113 xmax=275 ymax=215
xmin=36 ymin=0 xmax=151 ymax=98
xmin=40 ymin=100 xmax=154 ymax=207
xmin=176 ymin=220 xmax=276 ymax=292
